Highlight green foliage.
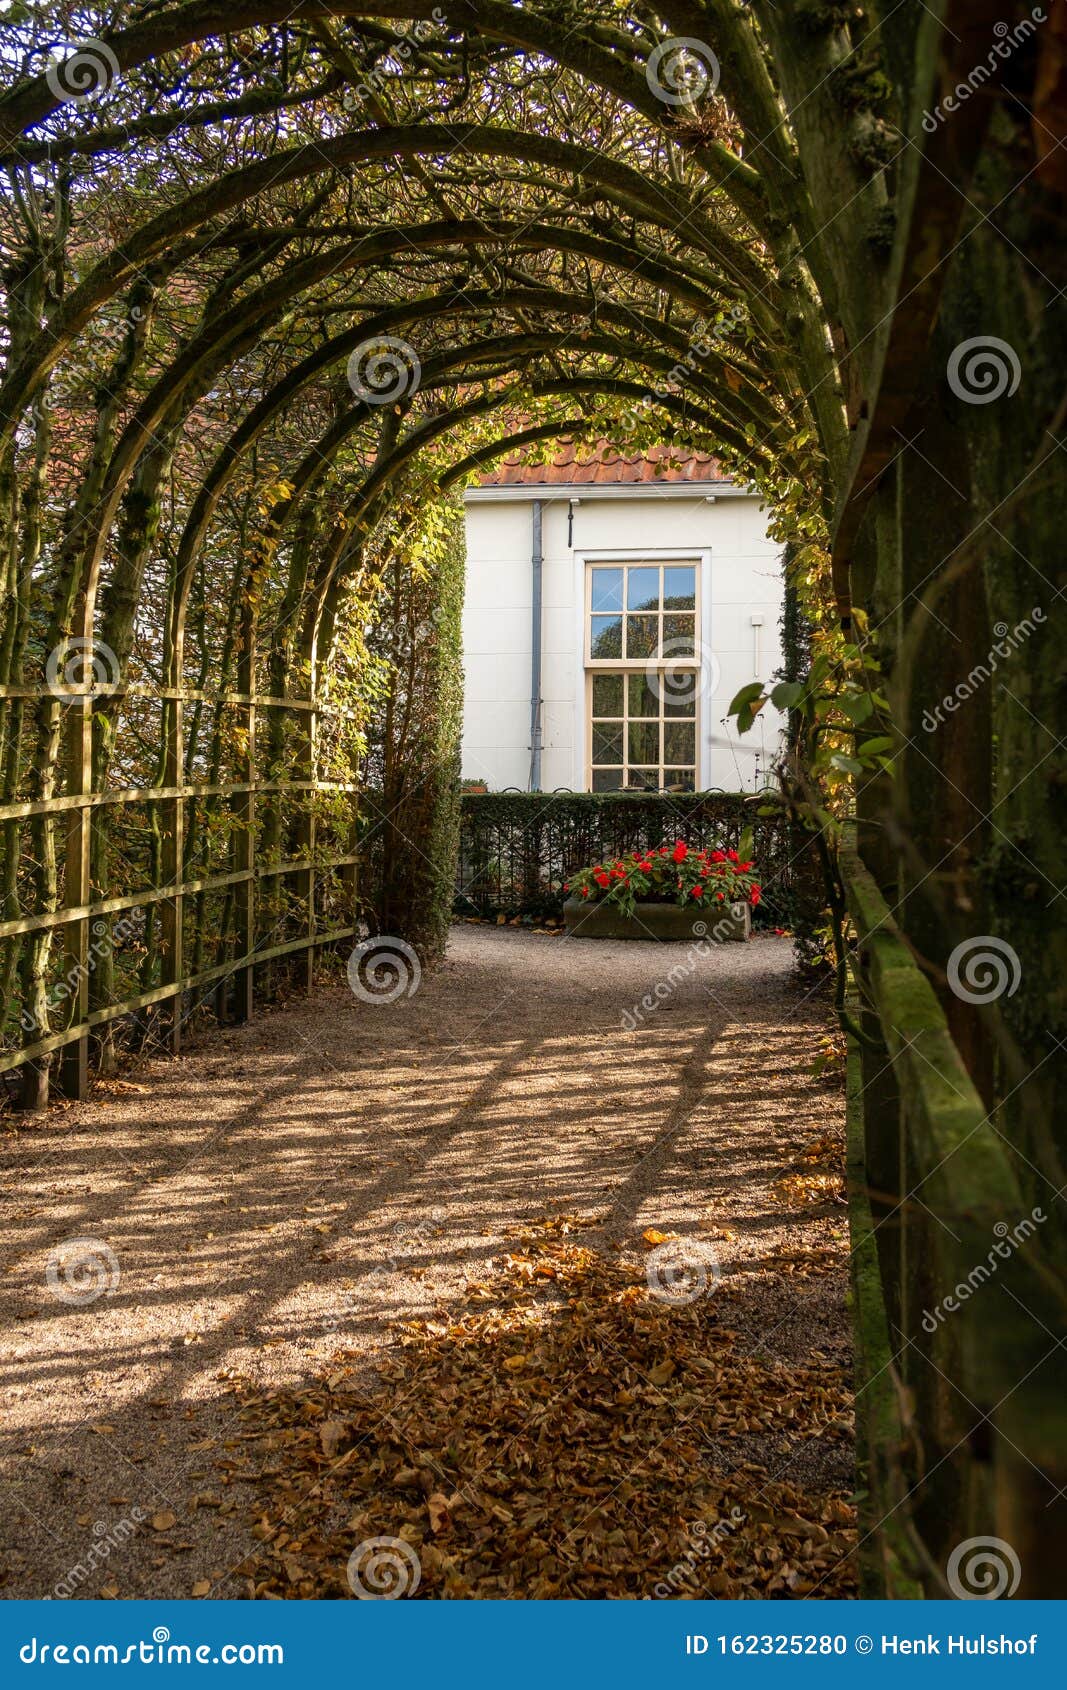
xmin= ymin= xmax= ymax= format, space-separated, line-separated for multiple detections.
xmin=361 ymin=500 xmax=465 ymax=964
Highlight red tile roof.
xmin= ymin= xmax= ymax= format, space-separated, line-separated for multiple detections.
xmin=478 ymin=441 xmax=728 ymax=486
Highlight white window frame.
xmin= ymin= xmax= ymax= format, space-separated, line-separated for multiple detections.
xmin=573 ymin=548 xmax=712 ymax=792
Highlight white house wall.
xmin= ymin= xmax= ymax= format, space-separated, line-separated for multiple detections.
xmin=462 ymin=490 xmax=786 ymax=793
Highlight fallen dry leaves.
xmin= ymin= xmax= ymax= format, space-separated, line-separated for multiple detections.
xmin=772 ymin=1131 xmax=847 ymax=1208
xmin=225 ymin=1221 xmax=856 ymax=1600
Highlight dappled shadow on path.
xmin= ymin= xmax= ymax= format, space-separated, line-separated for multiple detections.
xmin=0 ymin=926 xmax=850 ymax=1598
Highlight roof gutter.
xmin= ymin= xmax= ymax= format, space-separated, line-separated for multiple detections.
xmin=464 ymin=481 xmax=754 ymax=503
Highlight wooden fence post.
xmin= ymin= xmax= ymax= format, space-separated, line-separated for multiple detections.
xmin=296 ymin=697 xmax=318 ymax=994
xmin=56 ymin=685 xmax=93 ymax=1101
xmin=159 ymin=690 xmax=184 ymax=1052
xmin=345 ymin=811 xmax=359 ymax=930
xmin=232 ymin=594 xmax=257 ymax=1024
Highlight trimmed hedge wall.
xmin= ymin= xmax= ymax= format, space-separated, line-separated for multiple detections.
xmin=359 ymin=509 xmax=465 ymax=963
xmin=457 ymin=791 xmax=820 ymax=935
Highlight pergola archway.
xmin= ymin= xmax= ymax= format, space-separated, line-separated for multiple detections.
xmin=1 ymin=0 xmax=1064 ymax=1596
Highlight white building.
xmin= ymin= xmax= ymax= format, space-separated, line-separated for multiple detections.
xmin=461 ymin=445 xmax=786 ymax=794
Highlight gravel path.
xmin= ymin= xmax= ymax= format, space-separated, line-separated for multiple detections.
xmin=0 ymin=925 xmax=848 ymax=1599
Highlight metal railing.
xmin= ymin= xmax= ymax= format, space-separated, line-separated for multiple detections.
xmin=455 ymin=788 xmax=802 ymax=925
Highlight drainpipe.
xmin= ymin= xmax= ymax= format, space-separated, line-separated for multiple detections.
xmin=529 ymin=498 xmax=543 ymax=791
xmin=750 ymin=612 xmax=764 ymax=675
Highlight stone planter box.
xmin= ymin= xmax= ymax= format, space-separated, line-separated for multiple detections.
xmin=562 ymin=895 xmax=751 ymax=942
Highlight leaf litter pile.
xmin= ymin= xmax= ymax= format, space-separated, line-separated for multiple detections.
xmin=228 ymin=1215 xmax=856 ymax=1599
xmin=771 ymin=1131 xmax=846 ymax=1210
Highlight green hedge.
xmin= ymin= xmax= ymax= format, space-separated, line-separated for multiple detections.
xmin=360 ymin=508 xmax=465 ymax=963
xmin=457 ymin=791 xmax=820 ymax=936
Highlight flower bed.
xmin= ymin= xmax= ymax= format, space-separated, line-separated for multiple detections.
xmin=565 ymin=838 xmax=761 ymax=919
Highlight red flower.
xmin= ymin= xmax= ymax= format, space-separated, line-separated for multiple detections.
xmin=740 ymin=860 xmax=753 ymax=872
xmin=672 ymin=840 xmax=688 ymax=863
xmin=691 ymin=885 xmax=703 ymax=899
xmin=727 ymin=848 xmax=739 ymax=863
xmin=751 ymin=888 xmax=761 ymax=906
xmin=710 ymin=850 xmax=725 ymax=863
xmin=716 ymin=892 xmax=725 ymax=902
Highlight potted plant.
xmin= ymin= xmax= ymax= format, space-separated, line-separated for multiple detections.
xmin=562 ymin=839 xmax=760 ymax=941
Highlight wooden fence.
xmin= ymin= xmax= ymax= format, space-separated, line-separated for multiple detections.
xmin=0 ymin=674 xmax=361 ymax=1110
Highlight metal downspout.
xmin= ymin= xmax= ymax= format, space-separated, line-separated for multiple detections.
xmin=530 ymin=498 xmax=543 ymax=790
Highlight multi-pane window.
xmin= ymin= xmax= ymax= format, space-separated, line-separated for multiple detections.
xmin=586 ymin=561 xmax=699 ymax=792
